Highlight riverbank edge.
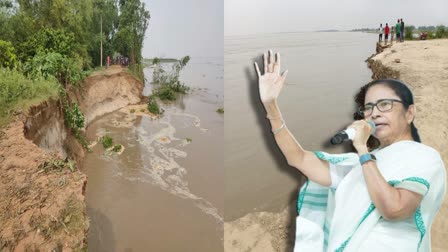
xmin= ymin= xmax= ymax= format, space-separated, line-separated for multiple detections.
xmin=0 ymin=66 xmax=144 ymax=251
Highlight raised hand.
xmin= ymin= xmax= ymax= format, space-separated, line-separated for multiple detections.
xmin=254 ymin=50 xmax=288 ymax=104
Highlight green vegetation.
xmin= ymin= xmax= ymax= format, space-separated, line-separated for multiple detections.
xmin=147 ymin=96 xmax=161 ymax=115
xmin=435 ymin=25 xmax=447 ymax=38
xmin=100 ymin=135 xmax=113 ymax=149
xmin=130 ymin=108 xmax=136 ymax=113
xmin=186 ymin=138 xmax=192 ymax=143
xmin=140 ymin=108 xmax=145 ymax=112
xmin=112 ymin=144 xmax=122 ymax=152
xmin=147 ymin=56 xmax=191 ymax=112
xmin=405 ymin=27 xmax=414 ymax=40
xmin=0 ymin=0 xmax=150 ymax=150
xmin=0 ymin=68 xmax=59 ymax=126
xmin=39 ymin=158 xmax=77 ymax=173
xmin=0 ymin=40 xmax=18 ymax=69
xmin=216 ymin=107 xmax=224 ymax=114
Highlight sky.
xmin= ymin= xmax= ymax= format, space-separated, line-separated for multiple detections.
xmin=142 ymin=0 xmax=223 ymax=59
xmin=225 ymin=0 xmax=448 ymax=36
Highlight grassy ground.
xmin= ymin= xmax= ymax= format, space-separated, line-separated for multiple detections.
xmin=0 ymin=68 xmax=59 ymax=127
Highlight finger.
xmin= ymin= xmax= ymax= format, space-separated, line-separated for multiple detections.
xmin=269 ymin=49 xmax=274 ymax=65
xmin=254 ymin=62 xmax=261 ymax=77
xmin=268 ymin=50 xmax=274 ymax=72
xmin=274 ymin=52 xmax=281 ymax=74
xmin=276 ymin=52 xmax=281 ymax=66
xmin=263 ymin=53 xmax=267 ymax=73
xmin=280 ymin=69 xmax=288 ymax=80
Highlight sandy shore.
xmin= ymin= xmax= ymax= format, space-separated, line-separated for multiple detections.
xmin=224 ymin=39 xmax=448 ymax=252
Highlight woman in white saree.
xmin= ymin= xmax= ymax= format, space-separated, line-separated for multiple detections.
xmin=254 ymin=50 xmax=446 ymax=252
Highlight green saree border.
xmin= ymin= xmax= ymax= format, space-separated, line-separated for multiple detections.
xmin=334 ymin=176 xmax=430 ymax=252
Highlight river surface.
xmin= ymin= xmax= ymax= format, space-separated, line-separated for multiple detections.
xmin=84 ymin=57 xmax=224 ymax=251
xmin=224 ymin=31 xmax=378 ymax=221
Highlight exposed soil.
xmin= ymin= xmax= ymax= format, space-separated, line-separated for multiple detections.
xmin=0 ymin=65 xmax=144 ymax=251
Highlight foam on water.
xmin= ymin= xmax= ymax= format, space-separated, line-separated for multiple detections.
xmin=97 ymin=110 xmax=223 ymax=224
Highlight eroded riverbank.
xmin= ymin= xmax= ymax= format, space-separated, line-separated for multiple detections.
xmin=0 ymin=65 xmax=144 ymax=251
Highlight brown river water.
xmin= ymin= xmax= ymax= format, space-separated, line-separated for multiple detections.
xmin=84 ymin=57 xmax=224 ymax=251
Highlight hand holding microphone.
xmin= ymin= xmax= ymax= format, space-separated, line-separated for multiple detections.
xmin=331 ymin=120 xmax=376 ymax=146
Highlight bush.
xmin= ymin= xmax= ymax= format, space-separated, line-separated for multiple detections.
xmin=155 ymin=86 xmax=176 ymax=101
xmin=100 ymin=135 xmax=113 ymax=149
xmin=112 ymin=144 xmax=122 ymax=152
xmin=130 ymin=109 xmax=136 ymax=113
xmin=169 ymin=81 xmax=189 ymax=94
xmin=24 ymin=52 xmax=87 ymax=87
xmin=216 ymin=108 xmax=224 ymax=114
xmin=152 ymin=55 xmax=190 ymax=88
xmin=404 ymin=27 xmax=414 ymax=40
xmin=435 ymin=25 xmax=446 ymax=38
xmin=147 ymin=96 xmax=161 ymax=115
xmin=64 ymin=102 xmax=85 ymax=130
xmin=0 ymin=68 xmax=59 ymax=126
xmin=0 ymin=40 xmax=18 ymax=69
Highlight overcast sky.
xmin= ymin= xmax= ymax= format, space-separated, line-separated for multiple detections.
xmin=142 ymin=0 xmax=223 ymax=59
xmin=225 ymin=0 xmax=448 ymax=36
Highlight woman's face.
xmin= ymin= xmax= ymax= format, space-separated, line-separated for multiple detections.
xmin=364 ymin=84 xmax=414 ymax=146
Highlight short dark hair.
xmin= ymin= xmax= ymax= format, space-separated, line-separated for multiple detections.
xmin=354 ymin=79 xmax=421 ymax=149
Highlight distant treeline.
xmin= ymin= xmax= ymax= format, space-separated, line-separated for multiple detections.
xmin=0 ymin=0 xmax=150 ymax=69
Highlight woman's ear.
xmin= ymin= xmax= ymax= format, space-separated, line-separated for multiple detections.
xmin=406 ymin=104 xmax=415 ymax=124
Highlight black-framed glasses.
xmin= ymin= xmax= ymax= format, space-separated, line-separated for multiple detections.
xmin=359 ymin=99 xmax=404 ymax=117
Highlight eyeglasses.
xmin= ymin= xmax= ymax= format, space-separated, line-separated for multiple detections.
xmin=359 ymin=99 xmax=404 ymax=117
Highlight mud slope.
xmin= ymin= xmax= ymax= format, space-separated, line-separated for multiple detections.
xmin=0 ymin=66 xmax=144 ymax=251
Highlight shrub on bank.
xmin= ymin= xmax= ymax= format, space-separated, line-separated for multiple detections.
xmin=435 ymin=25 xmax=447 ymax=38
xmin=147 ymin=96 xmax=161 ymax=115
xmin=0 ymin=68 xmax=59 ymax=126
xmin=100 ymin=135 xmax=114 ymax=149
xmin=405 ymin=27 xmax=414 ymax=40
xmin=24 ymin=52 xmax=87 ymax=88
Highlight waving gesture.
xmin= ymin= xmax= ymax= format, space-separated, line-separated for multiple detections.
xmin=254 ymin=50 xmax=288 ymax=104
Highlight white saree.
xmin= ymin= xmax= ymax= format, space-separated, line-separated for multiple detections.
xmin=294 ymin=140 xmax=446 ymax=252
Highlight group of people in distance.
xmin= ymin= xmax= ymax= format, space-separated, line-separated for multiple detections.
xmin=379 ymin=19 xmax=405 ymax=45
xmin=105 ymin=55 xmax=131 ymax=68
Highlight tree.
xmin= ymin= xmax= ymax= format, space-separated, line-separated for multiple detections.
xmin=88 ymin=0 xmax=119 ymax=66
xmin=115 ymin=0 xmax=150 ymax=65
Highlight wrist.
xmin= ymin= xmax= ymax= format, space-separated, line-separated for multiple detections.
xmin=263 ymin=100 xmax=279 ymax=114
xmin=355 ymin=145 xmax=369 ymax=155
xmin=263 ymin=100 xmax=282 ymax=119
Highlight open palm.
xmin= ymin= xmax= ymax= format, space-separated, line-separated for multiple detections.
xmin=255 ymin=50 xmax=288 ymax=104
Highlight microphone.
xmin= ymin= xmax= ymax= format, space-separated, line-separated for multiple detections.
xmin=330 ymin=121 xmax=376 ymax=145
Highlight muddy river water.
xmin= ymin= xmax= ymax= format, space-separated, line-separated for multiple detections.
xmin=84 ymin=57 xmax=223 ymax=251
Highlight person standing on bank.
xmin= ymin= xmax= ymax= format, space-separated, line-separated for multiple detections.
xmin=396 ymin=19 xmax=401 ymax=43
xmin=378 ymin=23 xmax=383 ymax=43
xmin=254 ymin=50 xmax=446 ymax=252
xmin=384 ymin=23 xmax=390 ymax=45
xmin=400 ymin=18 xmax=405 ymax=42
